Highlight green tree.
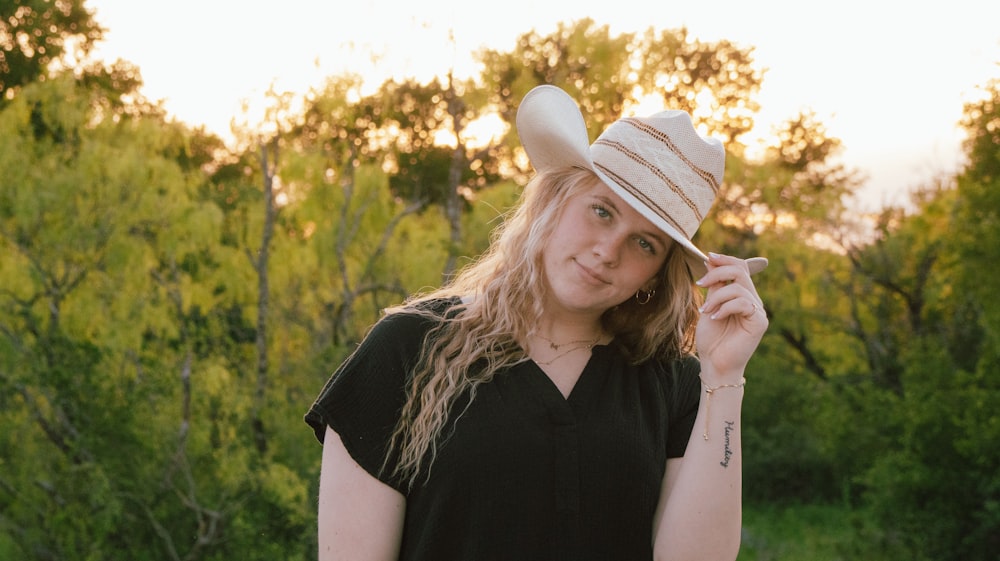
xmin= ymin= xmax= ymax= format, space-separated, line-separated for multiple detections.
xmin=0 ymin=72 xmax=211 ymax=559
xmin=809 ymin=76 xmax=1000 ymax=559
xmin=0 ymin=0 xmax=104 ymax=100
xmin=478 ymin=19 xmax=764 ymax=149
xmin=0 ymin=70 xmax=314 ymax=560
xmin=955 ymin=76 xmax=1000 ymax=332
xmin=295 ymin=74 xmax=504 ymax=279
xmin=847 ymin=188 xmax=994 ymax=560
xmin=856 ymin=74 xmax=1000 ymax=561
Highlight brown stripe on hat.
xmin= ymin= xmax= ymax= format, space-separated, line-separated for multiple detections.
xmin=593 ymin=137 xmax=705 ymax=225
xmin=622 ymin=118 xmax=721 ymax=193
xmin=593 ymin=160 xmax=694 ymax=238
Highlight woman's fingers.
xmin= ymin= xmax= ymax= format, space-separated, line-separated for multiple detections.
xmin=697 ymin=253 xmax=758 ymax=289
xmin=695 ymin=253 xmax=769 ymax=374
xmin=696 ymin=253 xmax=765 ymax=320
xmin=699 ymin=284 xmax=763 ymax=320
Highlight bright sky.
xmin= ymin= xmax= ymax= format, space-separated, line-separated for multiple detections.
xmin=87 ymin=0 xmax=1000 ymax=210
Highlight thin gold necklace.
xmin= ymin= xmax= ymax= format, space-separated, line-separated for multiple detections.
xmin=537 ymin=332 xmax=602 ymax=350
xmin=532 ymin=334 xmax=602 ymax=366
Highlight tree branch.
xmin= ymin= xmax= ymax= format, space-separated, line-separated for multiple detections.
xmin=777 ymin=327 xmax=828 ymax=380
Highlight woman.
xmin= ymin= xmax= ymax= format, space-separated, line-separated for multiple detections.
xmin=305 ymin=84 xmax=768 ymax=561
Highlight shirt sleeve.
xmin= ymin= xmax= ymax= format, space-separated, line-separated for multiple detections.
xmin=304 ymin=309 xmax=437 ymax=492
xmin=664 ymin=355 xmax=702 ymax=458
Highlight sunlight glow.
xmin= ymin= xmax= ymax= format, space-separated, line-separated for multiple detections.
xmin=462 ymin=113 xmax=509 ymax=149
xmin=431 ymin=112 xmax=509 ymax=150
xmin=85 ymin=0 xmax=1000 ymax=210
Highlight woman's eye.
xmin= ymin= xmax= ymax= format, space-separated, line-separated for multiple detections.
xmin=637 ymin=238 xmax=656 ymax=254
xmin=592 ymin=205 xmax=611 ymax=218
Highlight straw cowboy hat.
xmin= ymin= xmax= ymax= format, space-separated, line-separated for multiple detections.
xmin=515 ymin=84 xmax=766 ymax=277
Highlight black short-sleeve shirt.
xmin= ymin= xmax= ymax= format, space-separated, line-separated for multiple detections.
xmin=305 ymin=300 xmax=702 ymax=561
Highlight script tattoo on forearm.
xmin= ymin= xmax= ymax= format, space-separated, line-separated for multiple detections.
xmin=719 ymin=420 xmax=736 ymax=468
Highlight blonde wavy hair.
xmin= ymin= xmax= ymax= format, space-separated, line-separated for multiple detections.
xmin=383 ymin=167 xmax=704 ymax=488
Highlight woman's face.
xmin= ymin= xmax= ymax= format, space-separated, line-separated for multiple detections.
xmin=540 ymin=177 xmax=671 ymax=319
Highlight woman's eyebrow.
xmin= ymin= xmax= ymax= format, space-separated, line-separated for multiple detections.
xmin=593 ymin=194 xmax=620 ymax=212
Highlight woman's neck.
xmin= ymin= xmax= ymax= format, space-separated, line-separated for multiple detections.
xmin=533 ymin=314 xmax=607 ymax=347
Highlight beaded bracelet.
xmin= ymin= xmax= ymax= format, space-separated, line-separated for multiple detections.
xmin=700 ymin=376 xmax=746 ymax=440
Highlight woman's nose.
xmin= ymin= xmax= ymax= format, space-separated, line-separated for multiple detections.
xmin=592 ymin=235 xmax=623 ymax=267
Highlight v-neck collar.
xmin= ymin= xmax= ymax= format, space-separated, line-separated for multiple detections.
xmin=525 ymin=344 xmax=612 ymax=421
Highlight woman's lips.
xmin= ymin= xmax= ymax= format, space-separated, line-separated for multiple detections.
xmin=573 ymin=259 xmax=611 ymax=286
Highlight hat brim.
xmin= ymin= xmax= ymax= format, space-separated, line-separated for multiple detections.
xmin=515 ymin=85 xmax=593 ymax=172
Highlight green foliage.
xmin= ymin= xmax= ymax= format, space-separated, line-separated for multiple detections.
xmin=956 ymin=77 xmax=1000 ymax=334
xmin=742 ymin=368 xmax=840 ymax=502
xmin=858 ymin=342 xmax=1000 ymax=560
xmin=0 ymin=73 xmax=314 ymax=560
xmin=738 ymin=502 xmax=857 ymax=561
xmin=843 ymin=77 xmax=1000 ymax=561
xmin=477 ymin=19 xmax=764 ymax=149
xmin=0 ymin=0 xmax=105 ymax=99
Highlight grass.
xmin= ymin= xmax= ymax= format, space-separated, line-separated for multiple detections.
xmin=737 ymin=502 xmax=857 ymax=561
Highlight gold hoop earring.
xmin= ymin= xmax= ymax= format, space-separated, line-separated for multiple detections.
xmin=635 ymin=289 xmax=654 ymax=305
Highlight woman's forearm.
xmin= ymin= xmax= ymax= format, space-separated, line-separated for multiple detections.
xmin=653 ymin=372 xmax=744 ymax=561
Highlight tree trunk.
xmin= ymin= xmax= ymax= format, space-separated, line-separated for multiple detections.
xmin=250 ymin=139 xmax=278 ymax=455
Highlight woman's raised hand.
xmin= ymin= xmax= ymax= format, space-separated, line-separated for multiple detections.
xmin=694 ymin=253 xmax=768 ymax=379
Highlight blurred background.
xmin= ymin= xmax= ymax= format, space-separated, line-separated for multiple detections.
xmin=1 ymin=1 xmax=999 ymax=559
